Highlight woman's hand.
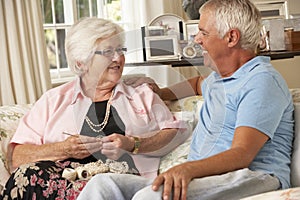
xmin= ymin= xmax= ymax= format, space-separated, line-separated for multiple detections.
xmin=101 ymin=133 xmax=133 ymax=160
xmin=10 ymin=135 xmax=103 ymax=169
xmin=63 ymin=135 xmax=103 ymax=159
xmin=123 ymin=77 xmax=162 ymax=97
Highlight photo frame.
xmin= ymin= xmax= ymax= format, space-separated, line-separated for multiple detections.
xmin=144 ymin=26 xmax=166 ymax=37
xmin=184 ymin=20 xmax=199 ymax=40
xmin=148 ymin=14 xmax=184 ymax=40
xmin=144 ymin=35 xmax=180 ymax=61
xmin=252 ymin=0 xmax=288 ymax=19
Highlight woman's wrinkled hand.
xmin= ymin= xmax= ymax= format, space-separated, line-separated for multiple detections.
xmin=101 ymin=133 xmax=132 ymax=160
xmin=63 ymin=135 xmax=103 ymax=159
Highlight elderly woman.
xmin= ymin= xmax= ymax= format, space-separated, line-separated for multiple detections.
xmin=0 ymin=17 xmax=188 ymax=199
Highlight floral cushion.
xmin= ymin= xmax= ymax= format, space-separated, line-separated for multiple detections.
xmin=0 ymin=104 xmax=32 ymax=191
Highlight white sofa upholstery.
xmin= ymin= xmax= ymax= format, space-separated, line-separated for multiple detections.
xmin=291 ymin=100 xmax=300 ymax=187
xmin=0 ymin=89 xmax=299 ymax=196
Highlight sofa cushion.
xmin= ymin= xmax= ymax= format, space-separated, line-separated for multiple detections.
xmin=291 ymin=102 xmax=300 ymax=187
xmin=0 ymin=104 xmax=32 ymax=190
xmin=159 ymin=96 xmax=204 ymax=173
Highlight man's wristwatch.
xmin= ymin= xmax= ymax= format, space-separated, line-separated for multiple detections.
xmin=131 ymin=136 xmax=140 ymax=154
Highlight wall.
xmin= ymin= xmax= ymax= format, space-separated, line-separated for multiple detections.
xmin=272 ymin=56 xmax=300 ymax=88
xmin=289 ymin=0 xmax=300 ymax=16
xmin=137 ymin=0 xmax=186 ymax=26
xmin=276 ymin=0 xmax=300 ymax=88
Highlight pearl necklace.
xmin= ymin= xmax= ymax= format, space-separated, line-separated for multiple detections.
xmin=85 ymin=90 xmax=114 ymax=133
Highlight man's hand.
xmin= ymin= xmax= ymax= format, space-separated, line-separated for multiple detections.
xmin=123 ymin=77 xmax=162 ymax=97
xmin=152 ymin=163 xmax=194 ymax=200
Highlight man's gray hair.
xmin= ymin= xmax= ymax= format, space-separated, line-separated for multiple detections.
xmin=200 ymin=0 xmax=262 ymax=51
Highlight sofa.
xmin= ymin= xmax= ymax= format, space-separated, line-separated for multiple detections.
xmin=0 ymin=89 xmax=300 ymax=198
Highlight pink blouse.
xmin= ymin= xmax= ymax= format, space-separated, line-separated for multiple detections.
xmin=11 ymin=77 xmax=188 ymax=178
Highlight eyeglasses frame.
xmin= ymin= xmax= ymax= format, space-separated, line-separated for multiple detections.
xmin=94 ymin=47 xmax=127 ymax=57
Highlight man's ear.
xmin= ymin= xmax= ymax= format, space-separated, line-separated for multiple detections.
xmin=227 ymin=29 xmax=240 ymax=47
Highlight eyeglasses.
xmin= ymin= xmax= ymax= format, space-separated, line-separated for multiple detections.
xmin=95 ymin=47 xmax=127 ymax=57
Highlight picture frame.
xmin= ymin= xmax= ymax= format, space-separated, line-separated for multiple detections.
xmin=148 ymin=13 xmax=184 ymax=40
xmin=184 ymin=20 xmax=199 ymax=40
xmin=144 ymin=26 xmax=166 ymax=37
xmin=144 ymin=35 xmax=180 ymax=61
xmin=252 ymin=0 xmax=288 ymax=19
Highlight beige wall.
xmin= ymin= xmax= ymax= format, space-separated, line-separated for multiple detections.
xmin=271 ymin=56 xmax=300 ymax=88
xmin=272 ymin=0 xmax=300 ymax=89
xmin=289 ymin=0 xmax=300 ymax=16
xmin=269 ymin=0 xmax=300 ymax=88
xmin=139 ymin=0 xmax=186 ymax=25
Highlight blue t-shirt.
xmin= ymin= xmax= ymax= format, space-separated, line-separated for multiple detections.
xmin=188 ymin=56 xmax=294 ymax=189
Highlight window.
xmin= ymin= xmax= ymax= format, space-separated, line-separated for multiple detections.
xmin=40 ymin=0 xmax=124 ymax=85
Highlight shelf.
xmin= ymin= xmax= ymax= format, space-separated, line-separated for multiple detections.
xmin=126 ymin=50 xmax=300 ymax=67
xmin=125 ymin=57 xmax=204 ymax=67
xmin=260 ymin=50 xmax=300 ymax=60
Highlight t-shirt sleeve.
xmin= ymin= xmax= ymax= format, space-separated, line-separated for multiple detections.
xmin=235 ymin=73 xmax=290 ymax=139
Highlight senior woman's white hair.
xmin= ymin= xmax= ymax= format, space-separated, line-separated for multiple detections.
xmin=200 ymin=0 xmax=262 ymax=51
xmin=65 ymin=17 xmax=124 ymax=75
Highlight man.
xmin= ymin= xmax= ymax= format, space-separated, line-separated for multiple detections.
xmin=78 ymin=0 xmax=294 ymax=199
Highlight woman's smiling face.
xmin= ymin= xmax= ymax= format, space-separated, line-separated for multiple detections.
xmin=91 ymin=34 xmax=126 ymax=89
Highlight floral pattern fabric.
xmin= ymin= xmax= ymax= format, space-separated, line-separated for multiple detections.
xmin=0 ymin=160 xmax=87 ymax=200
xmin=0 ymin=104 xmax=32 ymax=191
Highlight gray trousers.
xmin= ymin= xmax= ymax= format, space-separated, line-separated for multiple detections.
xmin=77 ymin=168 xmax=280 ymax=200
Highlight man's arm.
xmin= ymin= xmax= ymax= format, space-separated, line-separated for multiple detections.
xmin=152 ymin=126 xmax=269 ymax=200
xmin=124 ymin=76 xmax=204 ymax=101
xmin=160 ymin=76 xmax=204 ymax=101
